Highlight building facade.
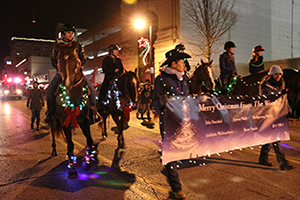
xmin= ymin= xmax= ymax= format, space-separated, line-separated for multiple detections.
xmin=3 ymin=37 xmax=54 ymax=78
xmin=78 ymin=0 xmax=300 ymax=85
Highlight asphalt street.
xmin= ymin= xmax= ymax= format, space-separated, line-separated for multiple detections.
xmin=0 ymin=98 xmax=299 ymax=200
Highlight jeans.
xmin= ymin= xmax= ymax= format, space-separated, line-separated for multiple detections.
xmin=31 ymin=109 xmax=41 ymax=120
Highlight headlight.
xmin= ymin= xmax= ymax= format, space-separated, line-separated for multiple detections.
xmin=16 ymin=89 xmax=22 ymax=94
xmin=4 ymin=90 xmax=9 ymax=94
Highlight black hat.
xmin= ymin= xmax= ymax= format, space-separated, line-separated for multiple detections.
xmin=253 ymin=45 xmax=265 ymax=53
xmin=161 ymin=49 xmax=191 ymax=67
xmin=224 ymin=41 xmax=236 ymax=50
xmin=175 ymin=43 xmax=185 ymax=51
xmin=62 ymin=24 xmax=75 ymax=34
xmin=108 ymin=44 xmax=120 ymax=51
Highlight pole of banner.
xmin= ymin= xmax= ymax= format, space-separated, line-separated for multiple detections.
xmin=149 ymin=24 xmax=154 ymax=85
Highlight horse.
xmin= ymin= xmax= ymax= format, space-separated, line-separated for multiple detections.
xmin=229 ymin=70 xmax=269 ymax=96
xmin=283 ymin=69 xmax=300 ymax=118
xmin=189 ymin=59 xmax=215 ymax=95
xmin=50 ymin=41 xmax=95 ymax=178
xmin=97 ymin=70 xmax=139 ymax=148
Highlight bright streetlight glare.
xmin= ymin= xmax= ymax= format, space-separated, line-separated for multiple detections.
xmin=134 ymin=19 xmax=145 ymax=30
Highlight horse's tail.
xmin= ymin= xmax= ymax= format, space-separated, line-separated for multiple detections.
xmin=51 ymin=119 xmax=64 ymax=139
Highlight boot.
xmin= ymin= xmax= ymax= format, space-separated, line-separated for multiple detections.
xmin=31 ymin=117 xmax=35 ymax=129
xmin=36 ymin=118 xmax=40 ymax=131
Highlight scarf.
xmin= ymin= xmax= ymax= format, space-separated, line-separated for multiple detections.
xmin=164 ymin=67 xmax=185 ymax=81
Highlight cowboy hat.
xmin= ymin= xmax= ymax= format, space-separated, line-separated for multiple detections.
xmin=161 ymin=49 xmax=191 ymax=67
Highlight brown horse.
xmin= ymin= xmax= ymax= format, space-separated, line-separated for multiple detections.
xmin=189 ymin=59 xmax=215 ymax=95
xmin=51 ymin=41 xmax=95 ymax=178
xmin=97 ymin=70 xmax=139 ymax=148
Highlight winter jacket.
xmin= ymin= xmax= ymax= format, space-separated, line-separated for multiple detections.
xmin=102 ymin=55 xmax=124 ymax=84
xmin=140 ymin=86 xmax=152 ymax=104
xmin=27 ymin=88 xmax=44 ymax=110
xmin=249 ymin=56 xmax=264 ymax=74
xmin=259 ymin=76 xmax=285 ymax=96
xmin=152 ymin=68 xmax=189 ymax=111
xmin=51 ymin=40 xmax=86 ymax=69
xmin=219 ymin=52 xmax=237 ymax=77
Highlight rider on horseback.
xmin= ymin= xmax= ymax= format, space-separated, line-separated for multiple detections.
xmin=249 ymin=45 xmax=265 ymax=74
xmin=98 ymin=44 xmax=124 ymax=106
xmin=44 ymin=24 xmax=95 ymax=124
xmin=219 ymin=41 xmax=237 ymax=94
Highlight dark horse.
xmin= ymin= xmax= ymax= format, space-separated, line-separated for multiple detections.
xmin=283 ymin=69 xmax=300 ymax=118
xmin=229 ymin=70 xmax=269 ymax=96
xmin=189 ymin=59 xmax=215 ymax=95
xmin=97 ymin=70 xmax=139 ymax=148
xmin=50 ymin=41 xmax=95 ymax=178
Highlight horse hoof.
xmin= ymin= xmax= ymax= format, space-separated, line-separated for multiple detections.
xmin=51 ymin=151 xmax=57 ymax=156
xmin=68 ymin=169 xmax=78 ymax=179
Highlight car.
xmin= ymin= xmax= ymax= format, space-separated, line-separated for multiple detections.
xmin=0 ymin=84 xmax=23 ymax=100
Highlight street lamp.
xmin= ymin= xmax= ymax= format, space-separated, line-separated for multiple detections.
xmin=134 ymin=19 xmax=154 ymax=84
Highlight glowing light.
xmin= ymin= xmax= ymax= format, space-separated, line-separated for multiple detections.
xmin=6 ymin=77 xmax=12 ymax=82
xmin=134 ymin=19 xmax=145 ymax=30
xmin=137 ymin=37 xmax=150 ymax=65
xmin=123 ymin=0 xmax=138 ymax=4
xmin=14 ymin=77 xmax=22 ymax=83
xmin=16 ymin=89 xmax=22 ymax=94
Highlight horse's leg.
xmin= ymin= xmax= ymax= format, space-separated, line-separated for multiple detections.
xmin=112 ymin=113 xmax=125 ymax=148
xmin=102 ymin=114 xmax=108 ymax=138
xmin=63 ymin=126 xmax=77 ymax=178
xmin=50 ymin=123 xmax=57 ymax=156
xmin=78 ymin=117 xmax=95 ymax=164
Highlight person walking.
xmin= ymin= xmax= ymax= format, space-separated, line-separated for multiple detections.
xmin=219 ymin=41 xmax=237 ymax=94
xmin=152 ymin=49 xmax=191 ymax=200
xmin=140 ymin=79 xmax=153 ymax=123
xmin=258 ymin=65 xmax=294 ymax=170
xmin=249 ymin=45 xmax=265 ymax=74
xmin=97 ymin=44 xmax=124 ymax=105
xmin=27 ymin=81 xmax=44 ymax=131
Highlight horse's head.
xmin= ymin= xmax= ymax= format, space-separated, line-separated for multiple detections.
xmin=190 ymin=59 xmax=215 ymax=94
xmin=56 ymin=41 xmax=83 ymax=90
xmin=118 ymin=69 xmax=139 ymax=103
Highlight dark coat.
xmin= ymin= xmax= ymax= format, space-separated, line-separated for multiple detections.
xmin=259 ymin=76 xmax=285 ymax=96
xmin=152 ymin=71 xmax=189 ymax=111
xmin=51 ymin=41 xmax=86 ymax=69
xmin=249 ymin=56 xmax=264 ymax=74
xmin=140 ymin=86 xmax=152 ymax=104
xmin=27 ymin=88 xmax=44 ymax=110
xmin=219 ymin=52 xmax=237 ymax=77
xmin=102 ymin=55 xmax=124 ymax=84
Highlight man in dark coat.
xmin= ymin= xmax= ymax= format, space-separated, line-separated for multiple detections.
xmin=152 ymin=49 xmax=191 ymax=200
xmin=27 ymin=81 xmax=44 ymax=131
xmin=98 ymin=44 xmax=124 ymax=105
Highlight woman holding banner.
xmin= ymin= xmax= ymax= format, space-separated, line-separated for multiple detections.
xmin=258 ymin=65 xmax=294 ymax=170
xmin=152 ymin=49 xmax=191 ymax=200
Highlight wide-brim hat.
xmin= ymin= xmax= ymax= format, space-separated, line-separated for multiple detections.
xmin=161 ymin=49 xmax=191 ymax=67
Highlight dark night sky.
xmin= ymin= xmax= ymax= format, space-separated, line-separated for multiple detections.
xmin=0 ymin=0 xmax=121 ymax=70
